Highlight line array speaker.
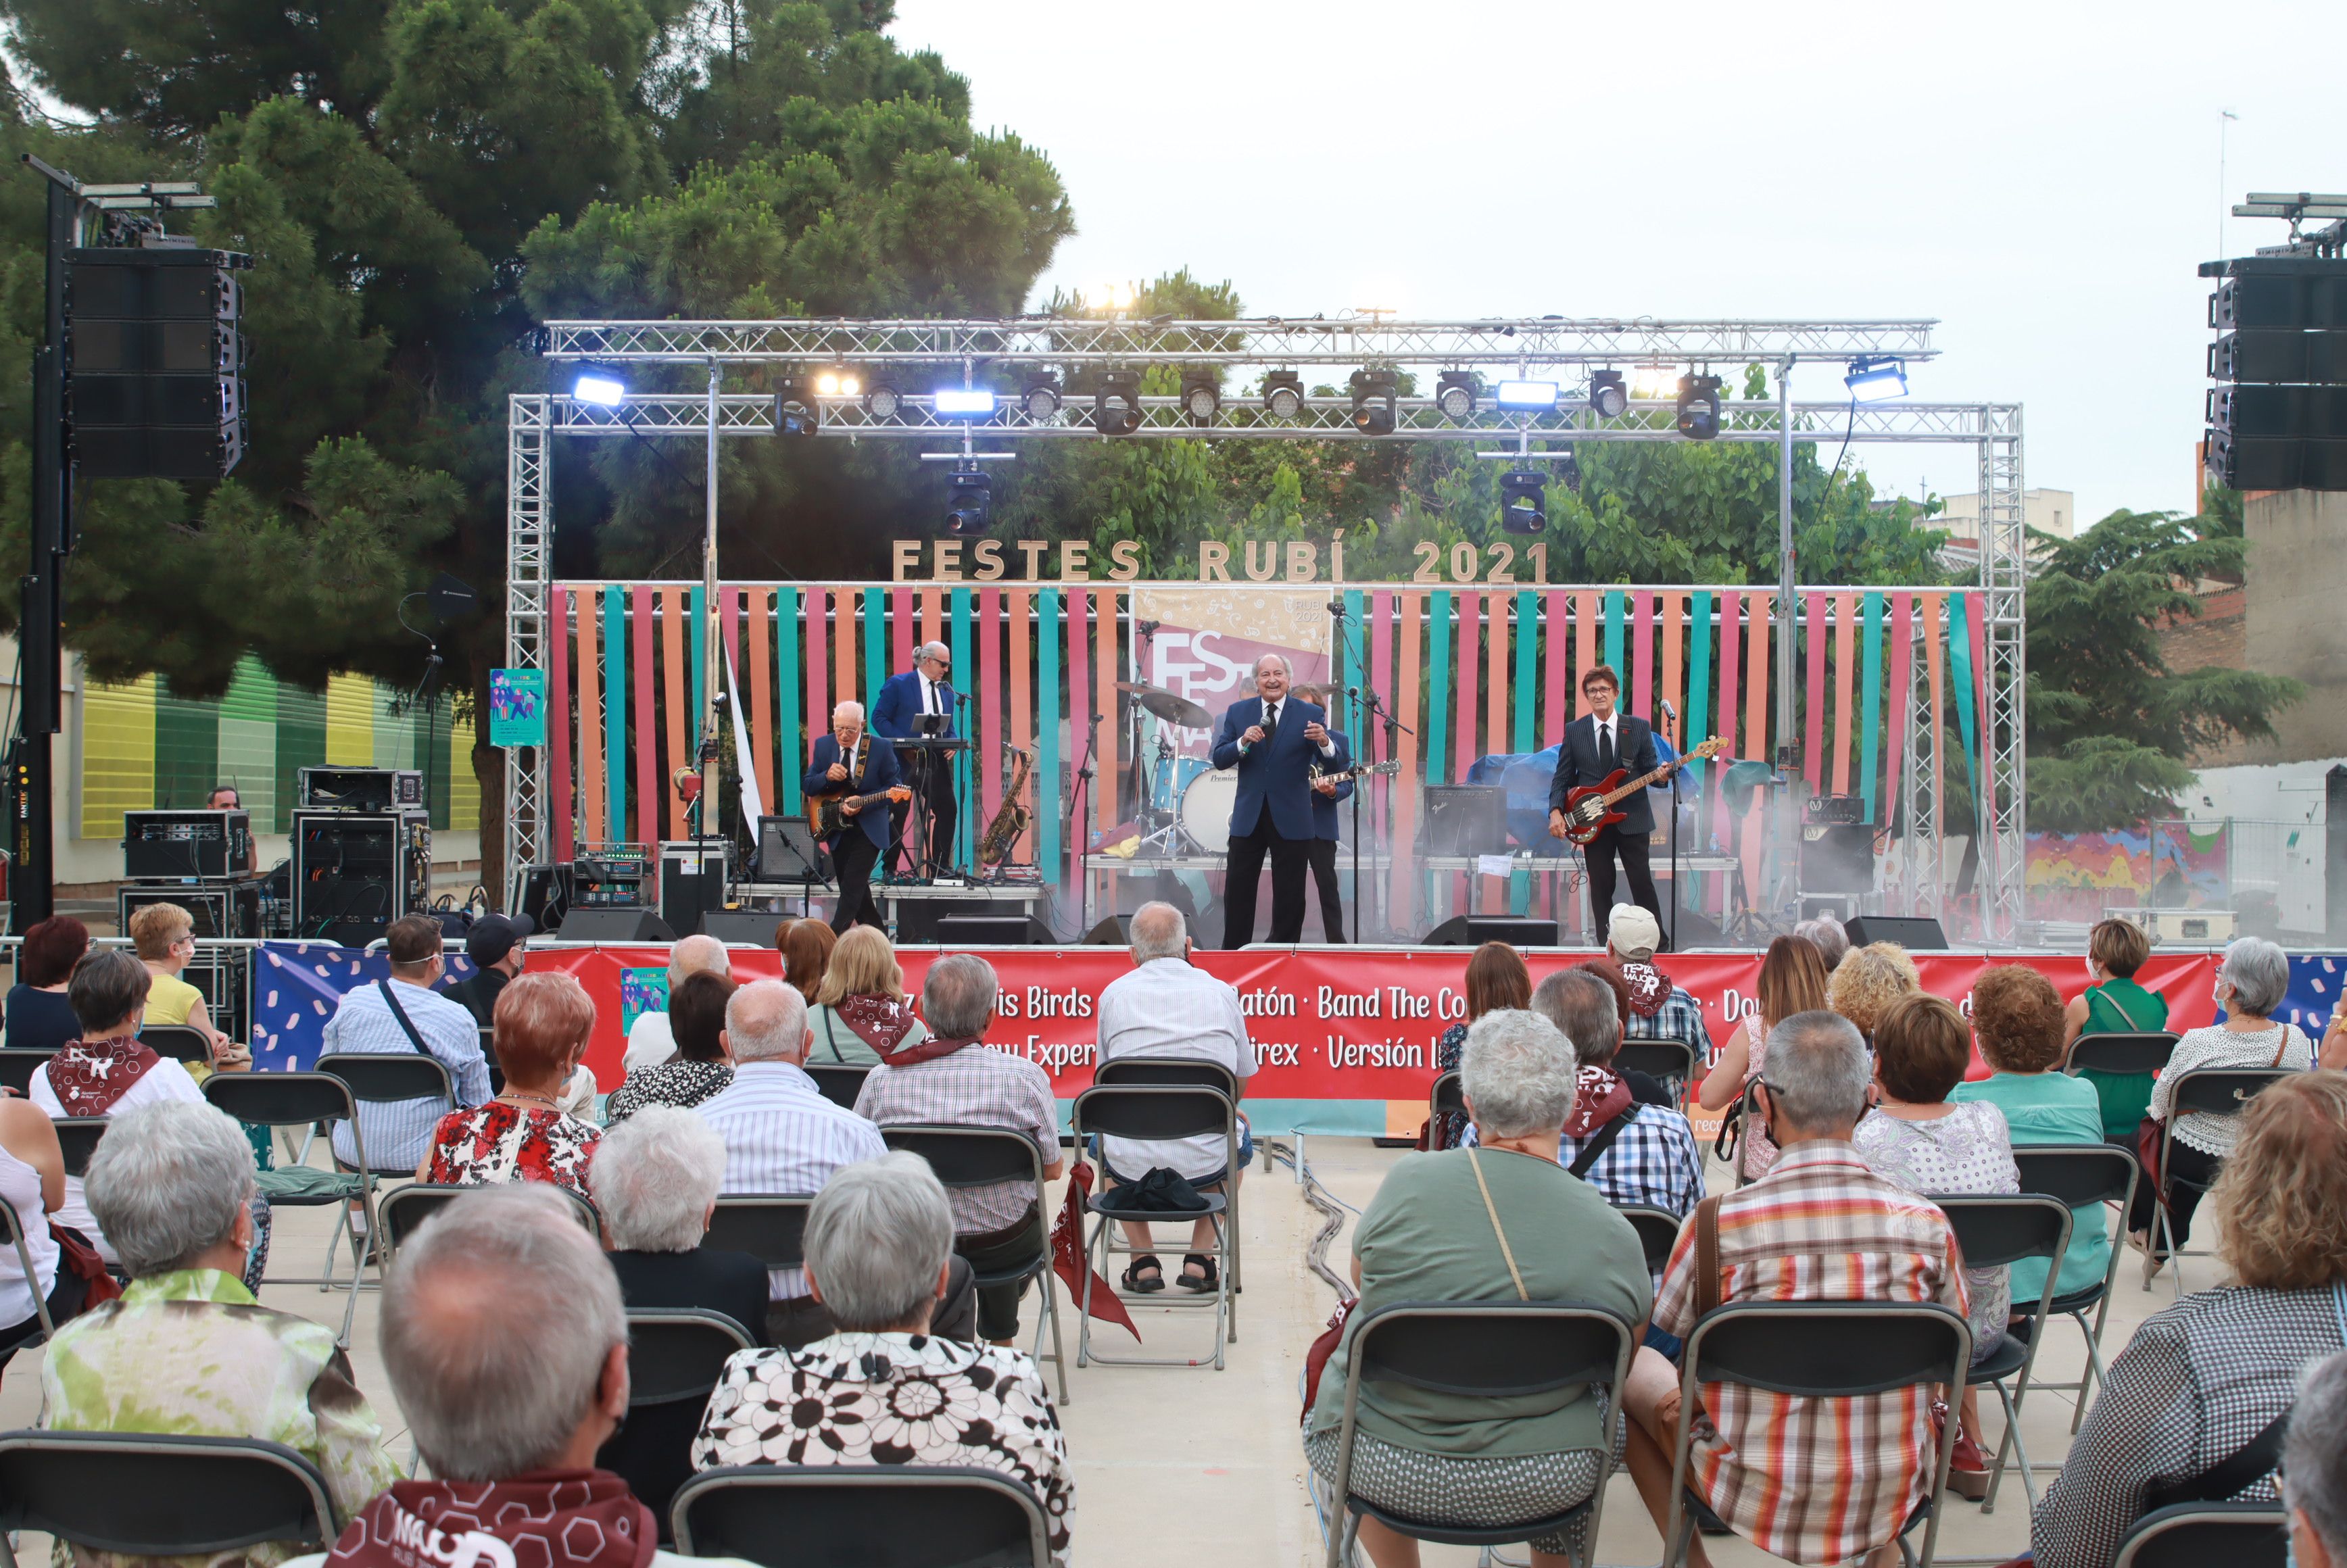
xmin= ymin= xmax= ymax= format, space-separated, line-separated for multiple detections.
xmin=67 ymin=247 xmax=248 ymax=477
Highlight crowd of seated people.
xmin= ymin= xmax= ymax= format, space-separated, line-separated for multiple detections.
xmin=623 ymin=934 xmax=733 ymax=1072
xmin=1695 ymin=933 xmax=1831 ymax=1181
xmin=604 ymin=969 xmax=737 ymax=1122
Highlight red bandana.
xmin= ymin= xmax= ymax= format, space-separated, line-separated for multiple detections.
xmin=45 ymin=1035 xmax=161 ymax=1115
xmin=875 ymin=1033 xmax=984 ymax=1068
xmin=837 ymin=994 xmax=923 ymax=1054
xmin=1562 ymin=1065 xmax=1635 ymax=1140
xmin=326 ymin=1471 xmax=654 ymax=1568
xmin=1618 ymin=961 xmax=1672 ymax=1019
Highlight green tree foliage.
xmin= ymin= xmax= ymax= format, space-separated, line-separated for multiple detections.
xmin=2025 ymin=508 xmax=2298 ymax=833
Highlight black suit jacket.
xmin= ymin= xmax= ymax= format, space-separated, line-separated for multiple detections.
xmin=1548 ymin=712 xmax=1660 ymax=835
xmin=608 ymin=1246 xmax=773 ymax=1346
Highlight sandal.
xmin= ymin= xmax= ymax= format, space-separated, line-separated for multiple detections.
xmin=1121 ymin=1254 xmax=1165 ymax=1293
xmin=1177 ymin=1253 xmax=1219 ymax=1292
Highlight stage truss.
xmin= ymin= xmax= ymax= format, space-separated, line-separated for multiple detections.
xmin=510 ymin=316 xmax=2025 ymax=939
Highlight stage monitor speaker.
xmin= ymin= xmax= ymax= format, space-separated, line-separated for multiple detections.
xmin=1799 ymin=823 xmax=1877 ymax=895
xmin=514 ymin=863 xmax=574 ymax=934
xmin=1423 ymin=916 xmax=1559 ymax=947
xmin=659 ymin=841 xmax=727 ymax=937
xmin=934 ymin=914 xmax=1056 ymax=946
xmin=1083 ymin=914 xmax=1134 ymax=945
xmin=755 ymin=816 xmax=829 ymax=885
xmin=559 ymin=909 xmax=677 ymax=942
xmin=894 ymin=898 xmax=994 ymax=944
xmin=1845 ymin=915 xmax=1947 ymax=951
xmin=1421 ymin=785 xmax=1507 ymax=856
xmin=701 ymin=909 xmax=785 ymax=944
xmin=1667 ymin=904 xmax=1730 ymax=950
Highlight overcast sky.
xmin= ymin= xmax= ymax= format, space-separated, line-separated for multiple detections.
xmin=890 ymin=0 xmax=2346 ymax=529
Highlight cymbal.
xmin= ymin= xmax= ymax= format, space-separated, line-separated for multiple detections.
xmin=1116 ymin=680 xmax=1211 ymax=729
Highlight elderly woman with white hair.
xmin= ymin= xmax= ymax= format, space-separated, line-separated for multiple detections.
xmin=594 ymin=1106 xmax=770 ymax=1343
xmin=1302 ymin=1010 xmax=1652 ymax=1568
xmin=691 ymin=1152 xmax=1073 ymax=1563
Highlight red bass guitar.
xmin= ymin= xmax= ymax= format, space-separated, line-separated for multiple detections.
xmin=1553 ymin=736 xmax=1726 ymax=847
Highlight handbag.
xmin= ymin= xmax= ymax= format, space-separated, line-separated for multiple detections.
xmin=2135 ymin=1027 xmax=2294 ymax=1214
xmin=51 ymin=1222 xmax=122 ymax=1311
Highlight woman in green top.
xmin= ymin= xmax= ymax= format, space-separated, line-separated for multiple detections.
xmin=2061 ymin=918 xmax=2171 ymax=1139
xmin=1305 ymin=1010 xmax=1652 ymax=1568
xmin=1954 ymin=965 xmax=2114 ymax=1306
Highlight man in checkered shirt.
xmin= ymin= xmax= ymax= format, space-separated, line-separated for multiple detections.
xmin=856 ymin=954 xmax=1063 ymax=1346
xmin=1606 ymin=905 xmax=1712 ymax=1087
xmin=1537 ymin=966 xmax=1703 ymax=1229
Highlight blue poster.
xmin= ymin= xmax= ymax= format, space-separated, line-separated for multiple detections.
xmin=489 ymin=667 xmax=547 ymax=747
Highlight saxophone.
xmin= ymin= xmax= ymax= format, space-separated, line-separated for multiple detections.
xmin=977 ymin=744 xmax=1034 ymax=866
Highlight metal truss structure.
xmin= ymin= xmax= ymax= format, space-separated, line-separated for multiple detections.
xmin=509 ymin=316 xmax=2025 ymax=939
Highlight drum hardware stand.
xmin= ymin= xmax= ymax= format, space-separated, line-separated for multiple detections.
xmin=1131 ymin=734 xmax=1190 ymax=859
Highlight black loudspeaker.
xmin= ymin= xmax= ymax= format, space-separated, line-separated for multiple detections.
xmin=1845 ymin=915 xmax=1947 ymax=951
xmin=66 ymin=246 xmax=247 ymax=477
xmin=515 ymin=863 xmax=574 ymax=933
xmin=1799 ymin=824 xmax=1877 ymax=896
xmin=1422 ymin=916 xmax=1559 ymax=947
xmin=1421 ymin=785 xmax=1507 ymax=855
xmin=701 ymin=910 xmax=785 ymax=944
xmin=559 ymin=909 xmax=677 ymax=942
xmin=1083 ymin=914 xmax=1134 ymax=945
xmin=755 ymin=816 xmax=828 ymax=884
xmin=931 ymin=914 xmax=1056 ymax=946
xmin=894 ymin=897 xmax=995 ymax=944
xmin=1667 ymin=904 xmax=1730 ymax=949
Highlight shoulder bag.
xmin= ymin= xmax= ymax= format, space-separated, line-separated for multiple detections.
xmin=378 ymin=980 xmax=435 ymax=1056
xmin=2135 ymin=1026 xmax=2294 ymax=1215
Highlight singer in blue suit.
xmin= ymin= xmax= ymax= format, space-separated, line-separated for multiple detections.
xmin=1209 ymin=654 xmax=1338 ymax=948
xmin=870 ymin=640 xmax=959 ymax=875
xmin=804 ymin=701 xmax=900 ymax=933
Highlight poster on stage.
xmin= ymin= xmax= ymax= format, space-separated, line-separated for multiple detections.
xmin=1130 ymin=585 xmax=1333 ymax=757
xmin=488 ymin=668 xmax=547 ymax=747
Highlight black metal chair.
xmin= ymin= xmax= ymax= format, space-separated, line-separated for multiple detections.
xmin=2011 ymin=1144 xmax=2139 ymax=1432
xmin=1069 ymin=1083 xmax=1238 ymax=1371
xmin=671 ymin=1465 xmax=1054 ymax=1568
xmin=2112 ymin=1502 xmax=2290 ymax=1568
xmin=1617 ymin=1204 xmax=1687 ymax=1279
xmin=1315 ymin=1302 xmax=1636 ymax=1568
xmin=48 ymin=1118 xmax=107 ymax=1181
xmin=802 ymin=1062 xmax=871 ymax=1112
xmin=0 ymin=1429 xmax=341 ymax=1557
xmin=1427 ymin=1069 xmax=1464 ymax=1146
xmin=704 ymin=1196 xmax=813 ymax=1276
xmin=600 ymin=1310 xmax=756 ymax=1546
xmin=139 ymin=1025 xmax=214 ymax=1068
xmin=1664 ymin=1302 xmax=1973 ymax=1567
xmin=1618 ymin=1038 xmax=1697 ymax=1102
xmin=1096 ymin=1058 xmax=1240 ymax=1098
xmin=879 ymin=1125 xmax=1068 ymax=1404
xmin=0 ymin=1050 xmax=57 ymax=1099
xmin=0 ymin=1196 xmax=57 ymax=1364
xmin=2150 ymin=1067 xmax=2296 ymax=1296
xmin=2064 ymin=1030 xmax=2177 ymax=1143
xmin=1929 ymin=1194 xmax=2073 ymax=1514
xmin=478 ymin=1027 xmax=505 ymax=1096
xmin=377 ymin=1181 xmax=600 ymax=1254
xmin=199 ymin=1073 xmax=374 ymax=1344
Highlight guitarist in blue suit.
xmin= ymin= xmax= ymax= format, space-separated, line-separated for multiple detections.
xmin=804 ymin=700 xmax=902 ymax=933
xmin=870 ymin=641 xmax=959 ymax=876
xmin=1209 ymin=654 xmax=1338 ymax=948
xmin=1297 ymin=685 xmax=1354 ymax=943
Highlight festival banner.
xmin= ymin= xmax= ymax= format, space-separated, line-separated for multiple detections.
xmin=1128 ymin=585 xmax=1333 ymax=755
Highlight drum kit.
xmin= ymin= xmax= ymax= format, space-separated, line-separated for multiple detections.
xmin=1114 ymin=679 xmax=1242 ymax=856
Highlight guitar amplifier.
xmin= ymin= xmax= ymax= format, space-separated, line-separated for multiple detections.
xmin=1804 ymin=793 xmax=1868 ymax=827
xmin=658 ymin=841 xmax=728 ymax=936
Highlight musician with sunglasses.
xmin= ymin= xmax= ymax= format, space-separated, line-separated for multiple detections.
xmin=804 ymin=701 xmax=901 ymax=934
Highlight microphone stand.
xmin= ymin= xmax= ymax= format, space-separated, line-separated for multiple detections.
xmin=1065 ymin=710 xmax=1103 ymax=939
xmin=1662 ymin=705 xmax=1683 ymax=953
xmin=1328 ymin=595 xmax=1374 ymax=942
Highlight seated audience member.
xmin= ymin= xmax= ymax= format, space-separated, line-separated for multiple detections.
xmin=1604 ymin=906 xmax=1710 ymax=1076
xmin=782 ymin=918 xmax=836 ymax=1007
xmin=1092 ymin=902 xmax=1255 ymax=1292
xmin=445 ymin=912 xmax=534 ymax=1025
xmin=605 ymin=971 xmax=737 ymax=1123
xmin=320 ymin=914 xmax=491 ymax=1177
xmin=1829 ymin=940 xmax=1922 ymax=1043
xmin=31 ymin=948 xmax=206 ymax=1266
xmin=1793 ymin=913 xmax=1850 ymax=972
xmin=303 ymin=1185 xmax=752 ymax=1568
xmin=1302 ymin=1010 xmax=1651 ymax=1568
xmin=594 ymin=1106 xmax=769 ymax=1345
xmin=1431 ymin=940 xmax=1530 ymax=1150
xmin=43 ymin=1100 xmax=398 ymax=1563
xmin=694 ymin=979 xmax=925 ymax=1348
xmin=1564 ymin=961 xmax=1674 ymax=1107
xmin=2127 ymin=935 xmax=2313 ymax=1263
xmin=1622 ymin=1011 xmax=1966 ymax=1568
xmin=420 ymin=971 xmax=601 ymax=1200
xmin=2033 ymin=1071 xmax=2347 ymax=1568
xmin=804 ymin=925 xmax=921 ymax=1067
xmin=692 ymin=1153 xmax=1073 ymax=1565
xmin=1696 ymin=935 xmax=1832 ymax=1183
xmin=622 ymin=934 xmax=732 ymax=1072
xmin=1954 ymin=964 xmax=2114 ymax=1308
xmin=0 ymin=1098 xmax=78 ymax=1371
xmin=128 ymin=902 xmax=238 ymax=1063
xmin=1852 ymin=991 xmax=2018 ymax=1500
xmin=1530 ymin=968 xmax=1702 ymax=1222
xmin=2064 ymin=918 xmax=2172 ymax=1137
xmin=2284 ymin=1350 xmax=2347 ymax=1568
xmin=5 ymin=914 xmax=90 ymax=1052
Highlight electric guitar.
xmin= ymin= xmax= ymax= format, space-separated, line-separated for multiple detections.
xmin=806 ymin=785 xmax=911 ymax=838
xmin=1553 ymin=737 xmax=1727 ymax=847
xmin=1309 ymin=760 xmax=1403 ymax=789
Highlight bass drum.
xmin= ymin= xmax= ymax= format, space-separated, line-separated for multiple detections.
xmin=1178 ymin=768 xmax=1240 ymax=856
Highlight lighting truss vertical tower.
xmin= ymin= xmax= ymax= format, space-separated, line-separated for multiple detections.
xmin=1901 ymin=623 xmax=1941 ymax=921
xmin=1977 ymin=406 xmax=2027 ymax=941
xmin=505 ymin=394 xmax=552 ymax=877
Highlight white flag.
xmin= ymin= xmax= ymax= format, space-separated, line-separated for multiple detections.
xmin=723 ymin=641 xmax=765 ymax=829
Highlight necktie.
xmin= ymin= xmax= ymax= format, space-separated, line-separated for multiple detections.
xmin=1598 ymin=720 xmax=1615 ymax=772
xmin=1263 ymin=701 xmax=1279 ymax=735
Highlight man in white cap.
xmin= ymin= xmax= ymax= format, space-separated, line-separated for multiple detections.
xmin=1605 ymin=906 xmax=1710 ymax=1084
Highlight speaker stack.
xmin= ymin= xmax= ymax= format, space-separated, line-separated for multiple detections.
xmin=2204 ymin=253 xmax=2347 ymax=490
xmin=291 ymin=768 xmax=433 ymax=946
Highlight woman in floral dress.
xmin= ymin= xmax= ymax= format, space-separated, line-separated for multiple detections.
xmin=420 ymin=971 xmax=602 ymax=1202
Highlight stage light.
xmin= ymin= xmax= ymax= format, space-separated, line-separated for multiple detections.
xmin=1435 ymin=372 xmax=1478 ymax=420
xmin=1589 ymin=370 xmax=1628 ymax=419
xmin=775 ymin=380 xmax=818 ymax=438
xmin=1019 ymin=374 xmax=1063 ymax=420
xmin=1094 ymin=370 xmax=1144 ymax=435
xmin=1181 ymin=370 xmax=1221 ymax=426
xmin=864 ymin=383 xmax=903 ymax=420
xmin=812 ymin=368 xmax=860 ymax=399
xmin=1844 ymin=357 xmax=1908 ymax=401
xmin=1676 ymin=373 xmax=1722 ymax=440
xmin=934 ymin=387 xmax=998 ymax=418
xmin=1632 ymin=364 xmax=1676 ymax=399
xmin=1263 ymin=370 xmax=1305 ymax=420
xmin=573 ymin=370 xmax=627 ymax=406
xmin=1495 ymin=378 xmax=1559 ymax=412
xmin=1500 ymin=469 xmax=1547 ymax=534
xmin=1350 ymin=368 xmax=1399 ymax=435
xmin=944 ymin=468 xmax=992 ymax=534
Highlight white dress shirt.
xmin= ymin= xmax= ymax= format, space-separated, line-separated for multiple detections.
xmin=1093 ymin=958 xmax=1255 ymax=1181
xmin=921 ymin=673 xmax=946 ymax=716
xmin=1257 ymin=698 xmax=1338 ymax=758
xmin=695 ymin=1059 xmax=889 ymax=1298
xmin=623 ymin=1010 xmax=677 ymax=1072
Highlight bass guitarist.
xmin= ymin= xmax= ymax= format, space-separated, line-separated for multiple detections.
xmin=1547 ymin=663 xmax=1666 ymax=951
xmin=804 ymin=700 xmax=901 ymax=934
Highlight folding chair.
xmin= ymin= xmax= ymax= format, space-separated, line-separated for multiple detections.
xmin=1428 ymin=1069 xmax=1465 ymax=1147
xmin=1929 ymin=1194 xmax=2073 ymax=1514
xmin=671 ymin=1465 xmax=1052 ymax=1568
xmin=377 ymin=1181 xmax=600 ymax=1255
xmin=199 ymin=1073 xmax=374 ymax=1344
xmin=1314 ymin=1302 xmax=1635 ymax=1568
xmin=1664 ymin=1302 xmax=1972 ymax=1568
xmin=600 ymin=1309 xmax=755 ymax=1544
xmin=2063 ymin=1031 xmax=2175 ymax=1146
xmin=0 ymin=1429 xmax=341 ymax=1558
xmin=1095 ymin=1057 xmax=1249 ymax=1271
xmin=1618 ymin=1039 xmax=1697 ymax=1102
xmin=139 ymin=1025 xmax=214 ymax=1069
xmin=51 ymin=1118 xmax=108 ymax=1180
xmin=802 ymin=1062 xmax=871 ymax=1112
xmin=0 ymin=1050 xmax=57 ymax=1099
xmin=2011 ymin=1144 xmax=2139 ymax=1431
xmin=0 ymin=1196 xmax=57 ymax=1367
xmin=479 ymin=1027 xmax=505 ymax=1096
xmin=314 ymin=1051 xmax=460 ymax=1285
xmin=1617 ymin=1204 xmax=1687 ymax=1280
xmin=2111 ymin=1502 xmax=2289 ymax=1568
xmin=2149 ymin=1068 xmax=2295 ymax=1297
xmin=1068 ymin=1084 xmax=1238 ymax=1371
xmin=704 ymin=1196 xmax=812 ymax=1275
xmin=879 ymin=1125 xmax=1069 ymax=1404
